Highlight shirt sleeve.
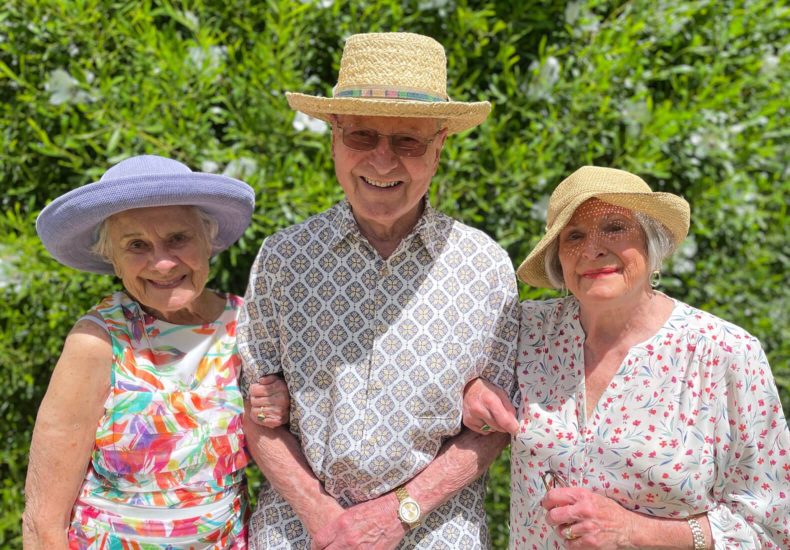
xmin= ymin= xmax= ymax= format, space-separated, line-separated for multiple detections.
xmin=708 ymin=335 xmax=790 ymax=549
xmin=477 ymin=253 xmax=520 ymax=398
xmin=237 ymin=238 xmax=283 ymax=399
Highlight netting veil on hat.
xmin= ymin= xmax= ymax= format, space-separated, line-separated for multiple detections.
xmin=516 ymin=166 xmax=690 ymax=288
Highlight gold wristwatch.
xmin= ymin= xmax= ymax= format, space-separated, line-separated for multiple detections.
xmin=394 ymin=486 xmax=421 ymax=529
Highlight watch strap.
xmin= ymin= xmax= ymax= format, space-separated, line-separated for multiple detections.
xmin=394 ymin=486 xmax=410 ymax=502
xmin=394 ymin=486 xmax=420 ymax=529
xmin=687 ymin=517 xmax=706 ymax=550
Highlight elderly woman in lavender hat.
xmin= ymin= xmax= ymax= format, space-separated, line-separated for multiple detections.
xmin=23 ymin=155 xmax=288 ymax=549
xmin=463 ymin=166 xmax=790 ymax=548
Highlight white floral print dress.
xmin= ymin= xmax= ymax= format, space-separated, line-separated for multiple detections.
xmin=510 ymin=296 xmax=789 ymax=549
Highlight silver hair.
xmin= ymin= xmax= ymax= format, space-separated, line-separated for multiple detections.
xmin=544 ymin=210 xmax=675 ymax=290
xmin=90 ymin=206 xmax=219 ymax=266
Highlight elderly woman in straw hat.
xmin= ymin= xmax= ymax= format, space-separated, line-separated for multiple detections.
xmin=23 ymin=155 xmax=289 ymax=549
xmin=239 ymin=32 xmax=519 ymax=549
xmin=463 ymin=166 xmax=790 ymax=548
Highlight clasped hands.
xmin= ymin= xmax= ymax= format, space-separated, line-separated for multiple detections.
xmin=541 ymin=486 xmax=645 ymax=548
xmin=309 ymin=494 xmax=407 ymax=550
xmin=247 ymin=378 xmax=406 ymax=549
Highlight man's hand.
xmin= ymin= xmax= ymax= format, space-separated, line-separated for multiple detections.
xmin=311 ymin=493 xmax=407 ymax=550
xmin=462 ymin=377 xmax=519 ymax=435
xmin=247 ymin=375 xmax=290 ymax=428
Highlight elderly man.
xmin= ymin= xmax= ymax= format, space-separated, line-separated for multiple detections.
xmin=238 ymin=32 xmax=519 ymax=549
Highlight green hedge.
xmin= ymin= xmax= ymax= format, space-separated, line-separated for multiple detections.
xmin=2 ymin=1 xmax=787 ymax=548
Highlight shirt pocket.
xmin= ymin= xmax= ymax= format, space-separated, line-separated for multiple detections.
xmin=409 ymin=390 xmax=461 ymax=442
xmin=413 ymin=391 xmax=459 ymax=420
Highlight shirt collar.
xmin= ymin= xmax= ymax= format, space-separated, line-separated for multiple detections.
xmin=326 ymin=198 xmax=445 ymax=260
xmin=326 ymin=200 xmax=359 ymax=247
xmin=411 ymin=201 xmax=444 ymax=260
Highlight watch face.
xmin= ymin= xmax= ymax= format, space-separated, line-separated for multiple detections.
xmin=400 ymin=500 xmax=420 ymax=523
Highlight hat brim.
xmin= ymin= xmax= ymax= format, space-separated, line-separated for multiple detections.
xmin=36 ymin=173 xmax=255 ymax=274
xmin=516 ymin=192 xmax=690 ymax=288
xmin=286 ymin=92 xmax=491 ymax=134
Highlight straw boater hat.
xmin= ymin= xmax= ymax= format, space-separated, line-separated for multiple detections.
xmin=516 ymin=166 xmax=690 ymax=288
xmin=286 ymin=32 xmax=491 ymax=134
xmin=36 ymin=155 xmax=255 ymax=275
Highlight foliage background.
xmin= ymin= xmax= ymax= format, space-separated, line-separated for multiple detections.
xmin=1 ymin=0 xmax=787 ymax=547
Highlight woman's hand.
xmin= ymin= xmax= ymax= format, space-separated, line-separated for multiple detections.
xmin=541 ymin=487 xmax=713 ymax=550
xmin=543 ymin=487 xmax=639 ymax=548
xmin=462 ymin=377 xmax=519 ymax=435
xmin=247 ymin=375 xmax=290 ymax=428
xmin=542 ymin=486 xmax=711 ymax=549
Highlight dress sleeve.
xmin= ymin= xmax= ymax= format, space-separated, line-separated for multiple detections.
xmin=237 ymin=239 xmax=283 ymax=399
xmin=77 ymin=310 xmax=109 ymax=333
xmin=477 ymin=254 xmax=520 ymax=398
xmin=709 ymin=334 xmax=790 ymax=549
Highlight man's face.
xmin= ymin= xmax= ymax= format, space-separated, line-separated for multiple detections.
xmin=332 ymin=114 xmax=447 ymax=237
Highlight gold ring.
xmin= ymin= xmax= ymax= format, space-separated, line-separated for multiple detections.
xmin=563 ymin=526 xmax=577 ymax=540
xmin=256 ymin=410 xmax=266 ymax=422
xmin=481 ymin=424 xmax=491 ymax=432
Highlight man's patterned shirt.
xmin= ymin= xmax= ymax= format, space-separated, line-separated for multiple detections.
xmin=238 ymin=200 xmax=519 ymax=548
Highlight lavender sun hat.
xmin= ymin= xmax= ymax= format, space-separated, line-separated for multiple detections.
xmin=36 ymin=155 xmax=255 ymax=274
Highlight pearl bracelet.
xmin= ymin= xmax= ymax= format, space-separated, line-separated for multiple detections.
xmin=687 ymin=517 xmax=706 ymax=550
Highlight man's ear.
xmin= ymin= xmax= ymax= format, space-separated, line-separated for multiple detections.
xmin=329 ymin=115 xmax=338 ymax=160
xmin=432 ymin=128 xmax=449 ymax=167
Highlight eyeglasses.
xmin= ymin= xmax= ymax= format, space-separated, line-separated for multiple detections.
xmin=541 ymin=470 xmax=570 ymax=491
xmin=334 ymin=123 xmax=443 ymax=157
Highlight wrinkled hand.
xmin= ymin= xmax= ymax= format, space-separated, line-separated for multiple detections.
xmin=311 ymin=494 xmax=406 ymax=550
xmin=462 ymin=377 xmax=519 ymax=435
xmin=303 ymin=500 xmax=345 ymax=547
xmin=542 ymin=486 xmax=639 ymax=549
xmin=247 ymin=375 xmax=290 ymax=428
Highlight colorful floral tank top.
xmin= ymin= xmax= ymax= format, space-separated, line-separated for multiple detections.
xmin=69 ymin=291 xmax=249 ymax=549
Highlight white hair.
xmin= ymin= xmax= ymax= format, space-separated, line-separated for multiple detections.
xmin=91 ymin=206 xmax=219 ymax=265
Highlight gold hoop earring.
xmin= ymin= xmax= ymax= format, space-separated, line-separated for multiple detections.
xmin=650 ymin=270 xmax=661 ymax=288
